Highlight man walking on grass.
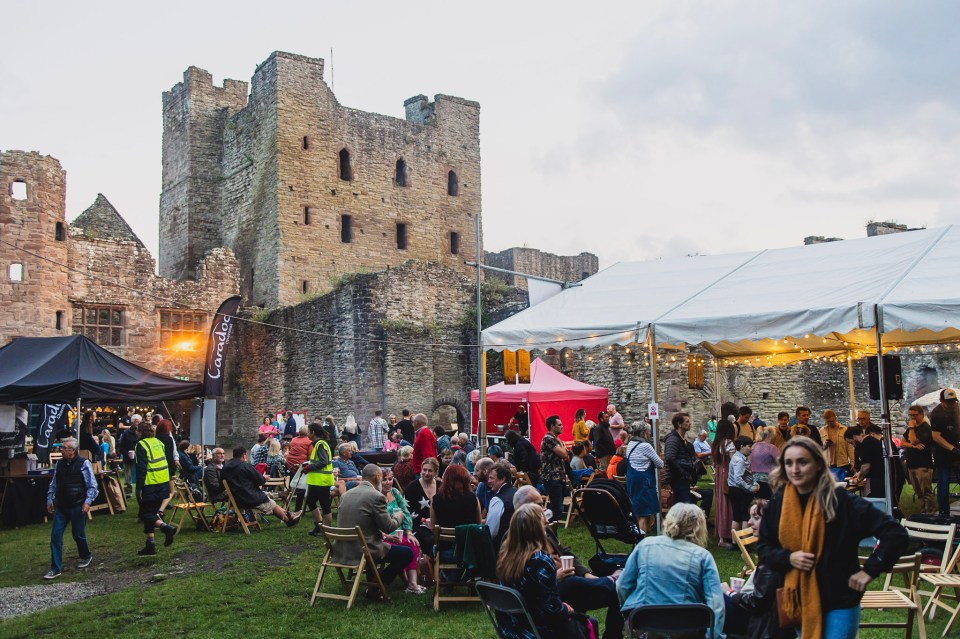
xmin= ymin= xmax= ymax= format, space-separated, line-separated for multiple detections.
xmin=44 ymin=438 xmax=98 ymax=579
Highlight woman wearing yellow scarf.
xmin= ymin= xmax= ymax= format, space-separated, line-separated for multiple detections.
xmin=757 ymin=437 xmax=907 ymax=638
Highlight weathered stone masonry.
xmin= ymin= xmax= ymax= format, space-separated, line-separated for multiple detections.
xmin=161 ymin=51 xmax=482 ymax=309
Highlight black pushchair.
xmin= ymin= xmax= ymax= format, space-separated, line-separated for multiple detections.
xmin=574 ymin=481 xmax=644 ymax=576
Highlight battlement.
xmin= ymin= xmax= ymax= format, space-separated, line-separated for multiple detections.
xmin=163 ymin=66 xmax=249 ymax=111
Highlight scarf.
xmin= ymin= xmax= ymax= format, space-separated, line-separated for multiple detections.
xmin=779 ymin=483 xmax=825 ymax=639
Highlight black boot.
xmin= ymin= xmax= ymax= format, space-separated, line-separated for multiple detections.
xmin=161 ymin=524 xmax=177 ymax=547
xmin=137 ymin=541 xmax=157 ymax=556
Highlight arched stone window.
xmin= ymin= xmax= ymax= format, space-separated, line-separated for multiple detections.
xmin=447 ymin=170 xmax=459 ymax=196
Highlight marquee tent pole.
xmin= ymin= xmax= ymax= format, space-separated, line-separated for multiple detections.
xmin=846 ymin=357 xmax=857 ymax=425
xmin=476 ymin=212 xmax=486 ymax=456
xmin=874 ymin=305 xmax=895 ymax=516
xmin=648 ymin=323 xmax=662 ymax=535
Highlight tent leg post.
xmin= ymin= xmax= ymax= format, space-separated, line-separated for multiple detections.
xmin=75 ymin=397 xmax=81 ymax=433
xmin=847 ymin=357 xmax=857 ymax=425
xmin=479 ymin=350 xmax=487 ymax=457
xmin=874 ymin=306 xmax=894 ymax=516
xmin=648 ymin=324 xmax=661 ymax=536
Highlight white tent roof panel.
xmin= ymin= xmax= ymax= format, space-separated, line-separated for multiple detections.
xmin=481 ymin=225 xmax=960 ymax=358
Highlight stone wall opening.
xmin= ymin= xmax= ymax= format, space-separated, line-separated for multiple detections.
xmin=340 ymin=214 xmax=353 ymax=243
xmin=303 ymin=207 xmax=311 ymax=225
xmin=338 ymin=148 xmax=352 ymax=181
xmin=450 ymin=231 xmax=460 ymax=255
xmin=396 ymin=223 xmax=408 ymax=250
xmin=395 ymin=158 xmax=407 ymax=187
xmin=10 ymin=180 xmax=27 ymax=201
xmin=55 ymin=221 xmax=65 ymax=241
xmin=447 ymin=170 xmax=459 ymax=196
xmin=8 ymin=263 xmax=23 ymax=282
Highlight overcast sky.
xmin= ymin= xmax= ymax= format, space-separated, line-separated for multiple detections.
xmin=2 ymin=1 xmax=959 ymax=270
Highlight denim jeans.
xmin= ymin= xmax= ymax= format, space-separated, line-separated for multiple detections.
xmin=820 ymin=606 xmax=860 ymax=639
xmin=50 ymin=504 xmax=90 ymax=572
xmin=937 ymin=464 xmax=952 ymax=514
xmin=544 ymin=479 xmax=564 ymax=523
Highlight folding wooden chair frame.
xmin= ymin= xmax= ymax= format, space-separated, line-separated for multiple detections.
xmin=860 ymin=554 xmax=926 ymax=639
xmin=920 ymin=541 xmax=960 ymax=636
xmin=434 ymin=526 xmax=481 ymax=610
xmin=311 ymin=525 xmax=387 ymax=609
xmin=220 ymin=480 xmax=262 ymax=535
xmin=732 ymin=526 xmax=758 ymax=578
xmin=891 ymin=520 xmax=957 ymax=601
xmin=172 ymin=478 xmax=212 ymax=533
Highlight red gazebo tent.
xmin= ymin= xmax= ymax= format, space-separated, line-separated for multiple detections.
xmin=470 ymin=358 xmax=609 ymax=448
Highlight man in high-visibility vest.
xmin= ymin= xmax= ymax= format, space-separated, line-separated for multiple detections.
xmin=134 ymin=420 xmax=177 ymax=556
xmin=304 ymin=422 xmax=335 ymax=537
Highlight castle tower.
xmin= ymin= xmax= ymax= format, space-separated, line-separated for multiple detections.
xmin=0 ymin=151 xmax=71 ymax=344
xmin=160 ymin=67 xmax=249 ymax=281
xmin=160 ymin=51 xmax=482 ymax=308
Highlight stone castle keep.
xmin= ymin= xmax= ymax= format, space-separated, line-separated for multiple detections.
xmin=2 ymin=49 xmax=956 ymax=447
xmin=160 ymin=51 xmax=482 ymax=308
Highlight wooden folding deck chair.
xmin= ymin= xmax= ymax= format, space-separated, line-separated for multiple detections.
xmin=860 ymin=553 xmax=926 ymax=639
xmin=919 ymin=540 xmax=960 ymax=636
xmin=433 ymin=525 xmax=484 ymax=611
xmin=732 ymin=526 xmax=758 ymax=579
xmin=310 ymin=525 xmax=388 ymax=609
xmin=220 ymin=480 xmax=262 ymax=535
xmin=172 ymin=479 xmax=212 ymax=533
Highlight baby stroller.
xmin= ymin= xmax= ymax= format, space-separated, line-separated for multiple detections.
xmin=575 ymin=480 xmax=644 ymax=576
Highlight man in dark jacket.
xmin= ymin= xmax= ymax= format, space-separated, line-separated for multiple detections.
xmin=664 ymin=412 xmax=713 ymax=517
xmin=505 ymin=430 xmax=541 ymax=486
xmin=204 ymin=448 xmax=227 ymax=502
xmin=221 ymin=447 xmax=300 ymax=526
xmin=117 ymin=418 xmax=140 ymax=496
xmin=44 ymin=438 xmax=98 ymax=579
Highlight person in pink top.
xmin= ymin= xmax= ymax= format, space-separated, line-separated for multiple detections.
xmin=608 ymin=404 xmax=625 ymax=443
xmin=749 ymin=427 xmax=780 ymax=500
xmin=258 ymin=415 xmax=279 ymax=437
xmin=412 ymin=413 xmax=437 ymax=470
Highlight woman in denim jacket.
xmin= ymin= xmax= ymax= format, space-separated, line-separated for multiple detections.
xmin=617 ymin=502 xmax=725 ymax=638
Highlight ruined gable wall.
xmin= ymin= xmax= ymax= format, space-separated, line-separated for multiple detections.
xmin=0 ymin=151 xmax=70 ymax=344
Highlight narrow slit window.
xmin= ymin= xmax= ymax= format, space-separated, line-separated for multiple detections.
xmin=10 ymin=181 xmax=27 ymax=201
xmin=55 ymin=221 xmax=65 ymax=241
xmin=396 ymin=223 xmax=408 ymax=250
xmin=395 ymin=158 xmax=407 ymax=187
xmin=56 ymin=311 xmax=63 ymax=331
xmin=447 ymin=170 xmax=459 ymax=196
xmin=301 ymin=280 xmax=310 ymax=294
xmin=302 ymin=136 xmax=310 ymax=150
xmin=341 ymin=214 xmax=353 ymax=243
xmin=450 ymin=232 xmax=460 ymax=255
xmin=339 ymin=148 xmax=352 ymax=181
xmin=303 ymin=207 xmax=311 ymax=225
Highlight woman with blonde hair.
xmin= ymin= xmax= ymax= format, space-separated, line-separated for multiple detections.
xmin=617 ymin=502 xmax=725 ymax=638
xmin=758 ymin=436 xmax=908 ymax=639
xmin=496 ymin=503 xmax=596 ymax=639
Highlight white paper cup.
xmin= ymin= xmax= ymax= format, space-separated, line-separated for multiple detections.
xmin=560 ymin=555 xmax=574 ymax=570
xmin=729 ymin=577 xmax=745 ymax=591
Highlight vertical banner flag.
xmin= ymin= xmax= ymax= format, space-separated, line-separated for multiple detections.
xmin=35 ymin=403 xmax=70 ymax=463
xmin=203 ymin=296 xmax=242 ymax=397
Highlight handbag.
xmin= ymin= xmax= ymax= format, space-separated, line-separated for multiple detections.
xmin=775 ymin=587 xmax=801 ymax=628
xmin=587 ymin=552 xmax=624 ymax=577
xmin=660 ymin=486 xmax=674 ymax=510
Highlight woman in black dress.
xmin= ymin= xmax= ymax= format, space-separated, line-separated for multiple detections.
xmin=430 ymin=464 xmax=481 ymax=528
xmin=404 ymin=457 xmax=440 ymax=554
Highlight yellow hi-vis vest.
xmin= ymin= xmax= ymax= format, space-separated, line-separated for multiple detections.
xmin=306 ymin=439 xmax=334 ymax=487
xmin=138 ymin=437 xmax=170 ymax=486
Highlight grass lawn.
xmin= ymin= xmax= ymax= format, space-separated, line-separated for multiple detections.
xmin=0 ymin=483 xmax=951 ymax=639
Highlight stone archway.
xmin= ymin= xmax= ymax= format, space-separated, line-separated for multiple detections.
xmin=431 ymin=396 xmax=469 ymax=434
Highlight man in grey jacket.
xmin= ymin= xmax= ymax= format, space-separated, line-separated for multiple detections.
xmin=334 ymin=464 xmax=412 ymax=599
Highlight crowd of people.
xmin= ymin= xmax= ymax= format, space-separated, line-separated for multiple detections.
xmin=39 ymin=394 xmax=960 ymax=639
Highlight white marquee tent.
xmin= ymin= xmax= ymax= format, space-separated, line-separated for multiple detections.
xmin=482 ymin=225 xmax=960 ymax=360
xmin=480 ymin=225 xmax=960 ymax=515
